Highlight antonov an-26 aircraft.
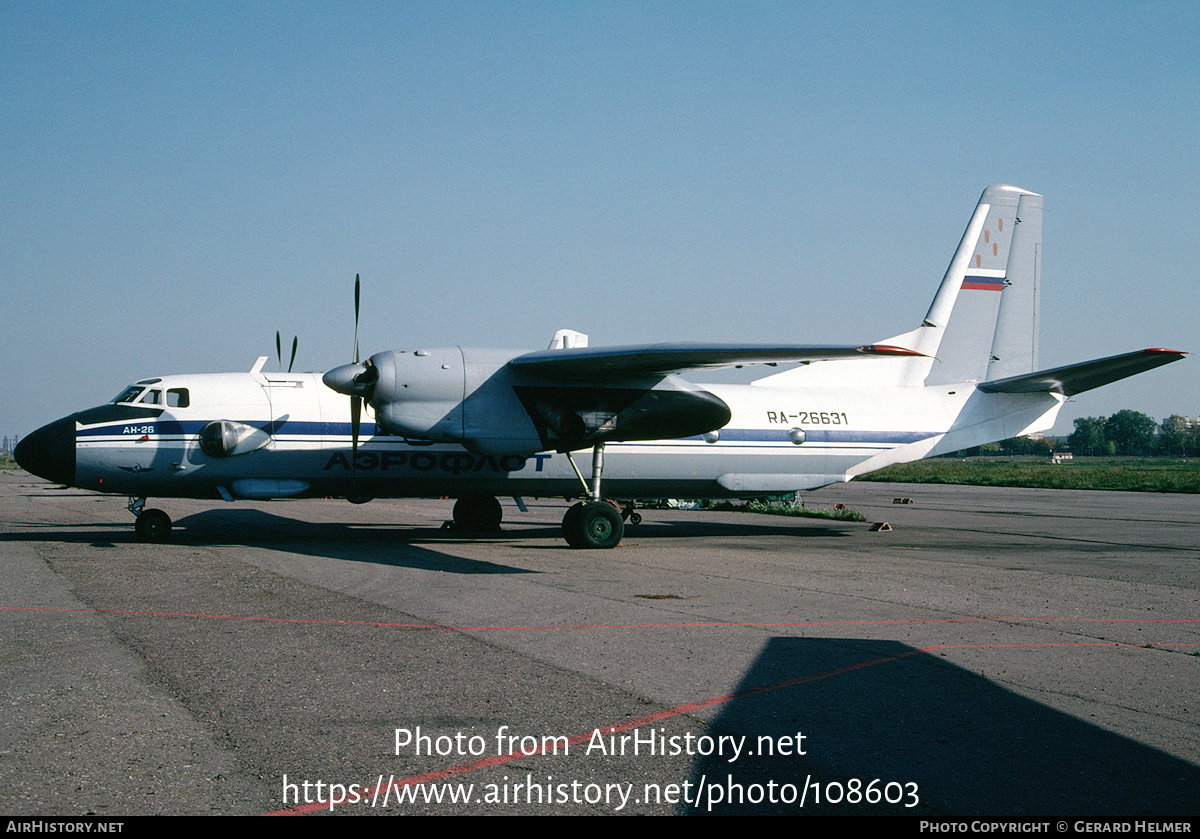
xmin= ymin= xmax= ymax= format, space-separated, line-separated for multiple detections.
xmin=17 ymin=185 xmax=1185 ymax=547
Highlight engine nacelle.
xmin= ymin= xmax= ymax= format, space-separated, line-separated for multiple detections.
xmin=329 ymin=348 xmax=733 ymax=456
xmin=367 ymin=348 xmax=467 ymax=442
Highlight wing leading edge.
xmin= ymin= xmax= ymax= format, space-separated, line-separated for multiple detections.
xmin=978 ymin=348 xmax=1186 ymax=396
xmin=508 ymin=343 xmax=922 ymax=380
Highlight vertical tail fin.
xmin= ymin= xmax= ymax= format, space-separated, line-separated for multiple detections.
xmin=752 ymin=184 xmax=1043 ymax=389
xmin=924 ymin=184 xmax=1042 ymax=385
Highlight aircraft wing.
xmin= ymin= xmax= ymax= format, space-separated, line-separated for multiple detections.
xmin=978 ymin=348 xmax=1186 ymax=396
xmin=507 ymin=342 xmax=922 ymax=379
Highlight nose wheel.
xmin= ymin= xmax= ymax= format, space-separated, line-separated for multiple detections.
xmin=128 ymin=497 xmax=173 ymax=543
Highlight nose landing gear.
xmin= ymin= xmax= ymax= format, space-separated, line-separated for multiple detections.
xmin=128 ymin=497 xmax=172 ymax=542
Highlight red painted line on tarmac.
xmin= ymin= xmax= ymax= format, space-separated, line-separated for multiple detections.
xmin=6 ymin=603 xmax=1192 ymax=814
xmin=262 ymin=635 xmax=1200 ymax=815
xmin=4 ymin=605 xmax=1197 ymax=631
xmin=265 ymin=648 xmax=923 ymax=815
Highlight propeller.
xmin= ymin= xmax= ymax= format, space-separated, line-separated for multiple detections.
xmin=350 ymin=273 xmax=360 ymax=463
xmin=275 ymin=332 xmax=299 ymax=373
xmin=322 ymin=274 xmax=380 ymax=473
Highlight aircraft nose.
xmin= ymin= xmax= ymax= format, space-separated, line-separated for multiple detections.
xmin=14 ymin=415 xmax=76 ymax=487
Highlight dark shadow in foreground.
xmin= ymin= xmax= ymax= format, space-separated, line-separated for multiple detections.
xmin=685 ymin=637 xmax=1198 ymax=816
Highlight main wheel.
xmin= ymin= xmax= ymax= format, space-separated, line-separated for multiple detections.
xmin=135 ymin=508 xmax=172 ymax=543
xmin=562 ymin=501 xmax=623 ymax=549
xmin=452 ymin=494 xmax=503 ymax=531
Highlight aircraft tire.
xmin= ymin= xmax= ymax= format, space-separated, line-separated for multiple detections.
xmin=563 ymin=501 xmax=623 ymax=549
xmin=452 ymin=494 xmax=503 ymax=531
xmin=135 ymin=509 xmax=172 ymax=543
xmin=562 ymin=502 xmax=585 ymax=547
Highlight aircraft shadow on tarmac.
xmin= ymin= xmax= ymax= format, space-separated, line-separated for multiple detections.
xmin=4 ymin=506 xmax=856 ymax=573
xmin=684 ymin=636 xmax=1199 ymax=816
xmin=0 ymin=509 xmax=534 ymax=575
xmin=172 ymin=507 xmax=859 ymax=545
xmin=629 ymin=517 xmax=856 ymax=540
xmin=175 ymin=509 xmax=856 ymax=572
xmin=175 ymin=508 xmax=547 ymax=574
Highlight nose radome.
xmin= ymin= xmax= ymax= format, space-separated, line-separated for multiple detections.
xmin=14 ymin=415 xmax=76 ymax=487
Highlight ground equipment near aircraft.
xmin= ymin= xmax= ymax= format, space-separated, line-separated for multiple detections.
xmin=16 ymin=185 xmax=1185 ymax=547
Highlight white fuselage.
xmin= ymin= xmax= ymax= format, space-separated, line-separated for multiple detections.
xmin=69 ymin=368 xmax=1062 ymax=502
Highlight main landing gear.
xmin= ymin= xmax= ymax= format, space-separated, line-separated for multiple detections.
xmin=450 ymin=493 xmax=504 ymax=531
xmin=128 ymin=497 xmax=172 ymax=543
xmin=561 ymin=443 xmax=624 ymax=549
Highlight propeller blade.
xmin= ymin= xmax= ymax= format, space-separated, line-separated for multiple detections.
xmin=353 ymin=273 xmax=361 ymax=364
xmin=288 ymin=336 xmax=298 ymax=373
xmin=344 ymin=274 xmax=364 ymax=483
xmin=276 ymin=331 xmax=283 ymax=372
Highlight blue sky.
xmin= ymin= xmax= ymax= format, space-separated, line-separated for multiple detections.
xmin=3 ymin=1 xmax=1196 ymax=441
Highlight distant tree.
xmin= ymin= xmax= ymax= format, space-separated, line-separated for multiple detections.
xmin=1068 ymin=417 xmax=1106 ymax=456
xmin=1162 ymin=416 xmax=1200 ymax=457
xmin=1000 ymin=435 xmax=1053 ymax=456
xmin=1104 ymin=410 xmax=1157 ymax=456
xmin=1158 ymin=415 xmax=1190 ymax=457
xmin=999 ymin=436 xmax=1026 ymax=455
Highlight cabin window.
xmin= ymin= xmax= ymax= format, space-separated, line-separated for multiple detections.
xmin=166 ymin=388 xmax=190 ymax=408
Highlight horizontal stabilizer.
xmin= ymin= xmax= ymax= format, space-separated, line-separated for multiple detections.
xmin=977 ymin=349 xmax=1185 ymax=396
xmin=508 ymin=343 xmax=922 ymax=380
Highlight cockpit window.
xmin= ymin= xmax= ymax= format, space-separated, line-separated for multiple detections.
xmin=113 ymin=385 xmax=144 ymax=403
xmin=113 ymin=384 xmax=189 ymax=408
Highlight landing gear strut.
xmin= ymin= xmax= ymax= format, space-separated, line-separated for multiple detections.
xmin=128 ymin=497 xmax=172 ymax=542
xmin=561 ymin=443 xmax=624 ymax=549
